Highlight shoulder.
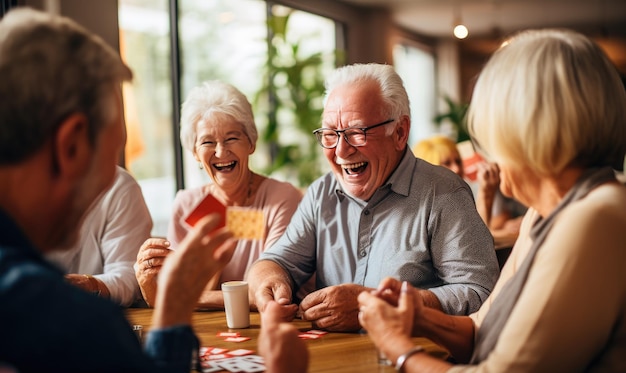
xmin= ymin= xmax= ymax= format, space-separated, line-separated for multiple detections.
xmin=409 ymin=159 xmax=473 ymax=197
xmin=303 ymin=172 xmax=338 ymax=199
xmin=259 ymin=178 xmax=303 ymax=199
xmin=562 ymin=183 xmax=626 ymax=225
xmin=98 ymin=167 xmax=147 ymax=209
xmin=549 ymin=183 xmax=626 ymax=258
xmin=173 ymin=185 xmax=207 ymax=203
xmin=114 ymin=166 xmax=137 ymax=184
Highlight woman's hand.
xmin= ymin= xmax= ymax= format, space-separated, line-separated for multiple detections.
xmin=358 ymin=281 xmax=417 ymax=362
xmin=135 ymin=237 xmax=172 ymax=307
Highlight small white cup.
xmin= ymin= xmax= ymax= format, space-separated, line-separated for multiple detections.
xmin=221 ymin=281 xmax=250 ymax=329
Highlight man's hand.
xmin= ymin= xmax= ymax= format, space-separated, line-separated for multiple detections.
xmin=247 ymin=261 xmax=298 ymax=321
xmin=258 ymin=301 xmax=309 ymax=373
xmin=135 ymin=237 xmax=171 ymax=307
xmin=299 ymin=283 xmax=367 ymax=332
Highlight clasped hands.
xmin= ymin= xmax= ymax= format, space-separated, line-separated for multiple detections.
xmin=256 ymin=277 xmax=422 ymax=335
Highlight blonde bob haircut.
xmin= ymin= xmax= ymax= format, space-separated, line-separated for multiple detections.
xmin=468 ymin=29 xmax=626 ymax=175
xmin=412 ymin=135 xmax=460 ymax=166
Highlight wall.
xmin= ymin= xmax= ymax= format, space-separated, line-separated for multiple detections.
xmin=22 ymin=0 xmax=120 ymax=52
xmin=277 ymin=0 xmax=396 ymax=65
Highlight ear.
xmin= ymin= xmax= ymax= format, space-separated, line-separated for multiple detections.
xmin=248 ymin=140 xmax=256 ymax=155
xmin=53 ymin=113 xmax=93 ymax=180
xmin=393 ymin=115 xmax=411 ymax=151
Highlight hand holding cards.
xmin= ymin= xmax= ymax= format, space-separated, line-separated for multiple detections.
xmin=185 ymin=193 xmax=265 ymax=240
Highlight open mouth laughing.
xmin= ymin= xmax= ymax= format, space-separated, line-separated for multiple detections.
xmin=213 ymin=161 xmax=237 ymax=172
xmin=342 ymin=161 xmax=368 ymax=175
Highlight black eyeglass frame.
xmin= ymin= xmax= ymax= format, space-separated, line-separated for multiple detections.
xmin=312 ymin=118 xmax=395 ymax=149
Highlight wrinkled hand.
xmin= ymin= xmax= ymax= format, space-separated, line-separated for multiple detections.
xmin=135 ymin=237 xmax=172 ymax=307
xmin=299 ymin=284 xmax=367 ymax=331
xmin=369 ymin=277 xmax=433 ymax=337
xmin=358 ymin=281 xmax=415 ymax=359
xmin=249 ymin=261 xmax=298 ymax=322
xmin=259 ymin=301 xmax=309 ymax=373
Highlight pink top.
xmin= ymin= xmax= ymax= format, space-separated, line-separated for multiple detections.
xmin=167 ymin=178 xmax=302 ymax=283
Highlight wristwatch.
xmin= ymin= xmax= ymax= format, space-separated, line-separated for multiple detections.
xmin=395 ymin=346 xmax=424 ymax=372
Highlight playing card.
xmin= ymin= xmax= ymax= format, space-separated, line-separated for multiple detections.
xmin=200 ymin=360 xmax=224 ymax=373
xmin=298 ymin=333 xmax=321 ymax=339
xmin=306 ymin=330 xmax=328 ymax=335
xmin=216 ymin=356 xmax=265 ymax=373
xmin=224 ymin=336 xmax=251 ymax=342
xmin=209 ymin=348 xmax=229 ymax=355
xmin=184 ymin=193 xmax=226 ymax=228
xmin=217 ymin=332 xmax=240 ymax=337
xmin=226 ymin=207 xmax=265 ymax=240
xmin=227 ymin=349 xmax=254 ymax=357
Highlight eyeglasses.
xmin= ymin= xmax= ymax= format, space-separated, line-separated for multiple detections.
xmin=312 ymin=119 xmax=395 ymax=149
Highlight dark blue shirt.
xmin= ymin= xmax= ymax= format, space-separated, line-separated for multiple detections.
xmin=0 ymin=209 xmax=199 ymax=372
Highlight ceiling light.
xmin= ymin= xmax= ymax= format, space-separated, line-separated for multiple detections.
xmin=454 ymin=24 xmax=469 ymax=39
xmin=452 ymin=2 xmax=469 ymax=39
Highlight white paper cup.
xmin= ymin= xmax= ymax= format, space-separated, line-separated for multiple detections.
xmin=221 ymin=281 xmax=250 ymax=328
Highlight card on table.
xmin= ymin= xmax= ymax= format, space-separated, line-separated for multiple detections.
xmin=199 ymin=346 xmax=265 ymax=373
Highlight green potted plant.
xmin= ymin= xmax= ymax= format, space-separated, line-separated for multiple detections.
xmin=254 ymin=8 xmax=342 ymax=187
xmin=433 ymin=95 xmax=470 ymax=143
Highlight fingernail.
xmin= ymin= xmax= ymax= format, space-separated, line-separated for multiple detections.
xmin=401 ymin=281 xmax=408 ymax=293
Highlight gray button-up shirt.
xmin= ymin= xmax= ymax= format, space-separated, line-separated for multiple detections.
xmin=260 ymin=149 xmax=499 ymax=315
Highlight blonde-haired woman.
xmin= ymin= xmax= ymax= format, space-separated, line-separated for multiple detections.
xmin=413 ymin=135 xmax=465 ymax=178
xmin=358 ymin=28 xmax=626 ymax=372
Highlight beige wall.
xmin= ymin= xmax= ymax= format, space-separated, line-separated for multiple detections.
xmin=276 ymin=0 xmax=397 ymax=65
xmin=23 ymin=0 xmax=120 ymax=52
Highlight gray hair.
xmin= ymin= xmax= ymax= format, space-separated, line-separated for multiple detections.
xmin=179 ymin=80 xmax=258 ymax=154
xmin=0 ymin=7 xmax=132 ymax=165
xmin=468 ymin=28 xmax=626 ymax=174
xmin=323 ymin=63 xmax=411 ymax=135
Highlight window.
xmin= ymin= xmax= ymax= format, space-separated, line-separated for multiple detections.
xmin=119 ymin=0 xmax=337 ymax=236
xmin=393 ymin=43 xmax=437 ymax=149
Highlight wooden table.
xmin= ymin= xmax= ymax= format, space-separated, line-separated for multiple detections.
xmin=126 ymin=308 xmax=449 ymax=372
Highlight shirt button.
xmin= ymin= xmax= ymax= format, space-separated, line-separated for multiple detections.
xmin=359 ymin=251 xmax=366 ymax=257
xmin=364 ymin=210 xmax=370 ymax=215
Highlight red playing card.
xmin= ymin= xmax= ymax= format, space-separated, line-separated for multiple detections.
xmin=224 ymin=336 xmax=251 ymax=342
xmin=184 ymin=193 xmax=226 ymax=228
xmin=298 ymin=333 xmax=321 ymax=339
xmin=217 ymin=332 xmax=240 ymax=337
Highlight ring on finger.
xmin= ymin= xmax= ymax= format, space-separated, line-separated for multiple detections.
xmin=147 ymin=258 xmax=153 ymax=268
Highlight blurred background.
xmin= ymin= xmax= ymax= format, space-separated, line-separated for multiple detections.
xmin=7 ymin=0 xmax=626 ymax=235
